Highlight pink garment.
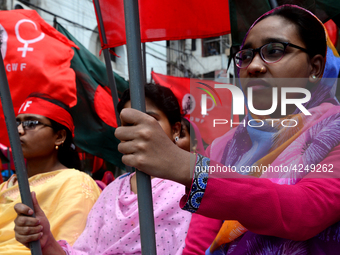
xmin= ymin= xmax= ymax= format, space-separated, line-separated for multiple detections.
xmin=207 ymin=103 xmax=340 ymax=183
xmin=183 ymin=118 xmax=222 ymax=254
xmin=180 ymin=144 xmax=340 ymax=241
xmin=182 ymin=103 xmax=340 ymax=253
xmin=183 ymin=214 xmax=222 ymax=254
xmin=59 ymin=173 xmax=192 ymax=255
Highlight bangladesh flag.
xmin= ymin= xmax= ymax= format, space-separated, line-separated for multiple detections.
xmin=56 ymin=22 xmax=129 ymax=169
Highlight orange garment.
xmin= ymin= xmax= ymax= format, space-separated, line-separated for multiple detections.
xmin=0 ymin=169 xmax=101 ymax=254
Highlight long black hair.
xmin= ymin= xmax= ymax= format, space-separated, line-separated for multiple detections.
xmin=117 ymin=83 xmax=182 ymax=125
xmin=26 ymin=93 xmax=81 ymax=170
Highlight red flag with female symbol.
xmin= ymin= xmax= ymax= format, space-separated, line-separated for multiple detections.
xmin=0 ymin=9 xmax=77 ymax=146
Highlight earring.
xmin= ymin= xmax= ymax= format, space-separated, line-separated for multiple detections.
xmin=55 ymin=145 xmax=59 ymax=150
xmin=175 ymin=136 xmax=179 ymax=142
xmin=312 ymin=75 xmax=317 ymax=79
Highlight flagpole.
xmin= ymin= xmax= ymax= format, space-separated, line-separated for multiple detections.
xmin=0 ymin=53 xmax=42 ymax=255
xmin=93 ymin=0 xmax=121 ymax=127
xmin=123 ymin=0 xmax=157 ymax=254
xmin=142 ymin=43 xmax=147 ymax=83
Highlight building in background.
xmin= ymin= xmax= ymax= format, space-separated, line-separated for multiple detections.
xmin=1 ymin=0 xmax=233 ymax=81
xmin=167 ymin=35 xmax=233 ymax=79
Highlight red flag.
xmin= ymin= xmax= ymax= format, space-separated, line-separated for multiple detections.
xmin=152 ymin=71 xmax=238 ymax=145
xmin=0 ymin=10 xmax=78 ymax=146
xmin=94 ymin=0 xmax=230 ymax=48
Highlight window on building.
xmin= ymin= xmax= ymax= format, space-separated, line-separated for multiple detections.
xmin=202 ymin=35 xmax=231 ymax=57
xmin=14 ymin=0 xmax=30 ymax=9
xmin=109 ymin=47 xmax=116 ymax=63
xmin=202 ymin=37 xmax=220 ymax=57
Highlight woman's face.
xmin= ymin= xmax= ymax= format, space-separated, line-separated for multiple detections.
xmin=239 ymin=15 xmax=313 ymax=116
xmin=123 ymin=98 xmax=176 ymax=141
xmin=16 ymin=114 xmax=57 ymax=159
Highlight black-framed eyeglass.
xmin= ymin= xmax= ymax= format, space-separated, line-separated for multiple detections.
xmin=16 ymin=120 xmax=53 ymax=131
xmin=234 ymin=42 xmax=309 ymax=69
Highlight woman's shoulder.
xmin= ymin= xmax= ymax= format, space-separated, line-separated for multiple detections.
xmin=52 ymin=168 xmax=93 ymax=179
xmin=0 ymin=169 xmax=101 ymax=203
xmin=45 ymin=169 xmax=101 ymax=194
xmin=40 ymin=168 xmax=89 ymax=183
xmin=101 ymin=172 xmax=133 ymax=192
xmin=152 ymin=178 xmax=186 ymax=196
xmin=117 ymin=172 xmax=133 ymax=180
xmin=62 ymin=168 xmax=91 ymax=177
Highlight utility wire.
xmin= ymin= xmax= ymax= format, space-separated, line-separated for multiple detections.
xmin=145 ymin=44 xmax=166 ymax=57
xmin=48 ymin=1 xmax=95 ymax=18
xmin=146 ymin=52 xmax=200 ymax=78
xmin=17 ymin=0 xmax=98 ymax=33
xmin=150 ymin=42 xmax=189 ymax=55
xmin=145 ymin=52 xmax=167 ymax=63
xmin=149 ymin=41 xmax=207 ymax=71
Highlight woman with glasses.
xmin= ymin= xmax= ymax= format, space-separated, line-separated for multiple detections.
xmin=114 ymin=4 xmax=340 ymax=254
xmin=197 ymin=5 xmax=340 ymax=254
xmin=0 ymin=93 xmax=101 ymax=254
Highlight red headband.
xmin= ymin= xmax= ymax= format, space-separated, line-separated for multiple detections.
xmin=17 ymin=97 xmax=74 ymax=134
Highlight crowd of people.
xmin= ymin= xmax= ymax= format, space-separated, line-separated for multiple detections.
xmin=0 ymin=3 xmax=339 ymax=255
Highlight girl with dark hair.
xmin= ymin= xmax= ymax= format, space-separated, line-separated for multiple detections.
xmin=112 ymin=5 xmax=340 ymax=254
xmin=0 ymin=94 xmax=100 ymax=254
xmin=14 ymin=84 xmax=192 ymax=255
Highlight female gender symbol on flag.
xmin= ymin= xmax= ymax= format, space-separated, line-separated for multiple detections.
xmin=15 ymin=19 xmax=45 ymax=58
